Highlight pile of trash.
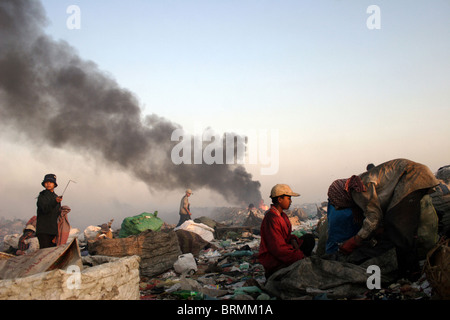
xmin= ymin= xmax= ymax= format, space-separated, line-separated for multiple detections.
xmin=209 ymin=207 xmax=264 ymax=227
xmin=363 ymin=276 xmax=433 ymax=300
xmin=81 ymin=214 xmax=270 ymax=300
xmin=135 ymin=215 xmax=447 ymax=301
xmin=0 ymin=218 xmax=29 ymax=251
xmin=1 ymin=204 xmax=449 ymax=301
xmin=208 ymin=205 xmax=314 ymax=229
xmin=139 ymin=232 xmax=267 ymax=300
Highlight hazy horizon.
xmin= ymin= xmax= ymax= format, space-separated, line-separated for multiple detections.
xmin=1 ymin=1 xmax=449 ymax=232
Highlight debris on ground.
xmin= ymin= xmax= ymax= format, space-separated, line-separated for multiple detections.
xmin=1 ymin=206 xmax=449 ymax=301
xmin=139 ymin=230 xmax=266 ymax=301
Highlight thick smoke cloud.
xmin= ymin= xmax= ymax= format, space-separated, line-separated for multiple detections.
xmin=0 ymin=0 xmax=262 ymax=205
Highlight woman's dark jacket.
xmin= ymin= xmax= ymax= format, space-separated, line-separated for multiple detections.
xmin=36 ymin=190 xmax=61 ymax=235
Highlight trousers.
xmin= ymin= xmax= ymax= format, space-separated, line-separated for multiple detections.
xmin=37 ymin=233 xmax=56 ymax=249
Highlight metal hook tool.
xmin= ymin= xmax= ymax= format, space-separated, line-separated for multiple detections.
xmin=61 ymin=180 xmax=77 ymax=197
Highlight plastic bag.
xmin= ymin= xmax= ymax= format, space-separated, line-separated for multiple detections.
xmin=173 ymin=253 xmax=197 ymax=274
xmin=118 ymin=212 xmax=163 ymax=238
xmin=174 ymin=220 xmax=215 ymax=242
xmin=83 ymin=225 xmax=101 ymax=241
xmin=3 ymin=234 xmax=21 ymax=249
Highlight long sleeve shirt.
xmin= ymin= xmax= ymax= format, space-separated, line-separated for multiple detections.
xmin=352 ymin=159 xmax=439 ymax=239
xmin=258 ymin=205 xmax=304 ymax=277
xmin=36 ymin=189 xmax=61 ymax=235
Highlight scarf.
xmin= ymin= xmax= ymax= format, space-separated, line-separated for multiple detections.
xmin=328 ymin=175 xmax=366 ymax=224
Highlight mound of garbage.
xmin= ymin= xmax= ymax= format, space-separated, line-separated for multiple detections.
xmin=1 ymin=196 xmax=449 ymax=301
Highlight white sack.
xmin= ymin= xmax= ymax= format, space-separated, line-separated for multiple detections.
xmin=174 ymin=220 xmax=215 ymax=242
xmin=3 ymin=234 xmax=20 ymax=249
xmin=83 ymin=226 xmax=101 ymax=241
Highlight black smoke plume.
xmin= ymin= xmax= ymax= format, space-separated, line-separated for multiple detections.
xmin=0 ymin=0 xmax=262 ymax=204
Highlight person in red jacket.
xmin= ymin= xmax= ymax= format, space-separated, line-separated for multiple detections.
xmin=259 ymin=184 xmax=315 ymax=279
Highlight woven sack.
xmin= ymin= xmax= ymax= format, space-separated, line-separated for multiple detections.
xmin=424 ymin=238 xmax=450 ymax=299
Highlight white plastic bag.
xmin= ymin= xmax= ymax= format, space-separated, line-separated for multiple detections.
xmin=83 ymin=226 xmax=101 ymax=241
xmin=173 ymin=253 xmax=197 ymax=274
xmin=174 ymin=220 xmax=215 ymax=242
xmin=3 ymin=234 xmax=20 ymax=249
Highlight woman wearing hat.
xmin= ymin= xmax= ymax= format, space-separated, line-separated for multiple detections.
xmin=36 ymin=174 xmax=63 ymax=249
xmin=258 ymin=184 xmax=315 ymax=279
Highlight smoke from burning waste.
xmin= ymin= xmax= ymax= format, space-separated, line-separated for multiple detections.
xmin=0 ymin=0 xmax=262 ymax=205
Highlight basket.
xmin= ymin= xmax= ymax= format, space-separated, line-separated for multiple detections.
xmin=424 ymin=238 xmax=450 ymax=299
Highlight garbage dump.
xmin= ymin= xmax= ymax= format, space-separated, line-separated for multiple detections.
xmin=139 ymin=230 xmax=267 ymax=301
xmin=1 ymin=168 xmax=449 ymax=301
xmin=135 ymin=211 xmax=448 ymax=300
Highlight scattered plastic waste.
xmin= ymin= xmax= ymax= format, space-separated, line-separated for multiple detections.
xmin=2 ymin=208 xmax=443 ymax=301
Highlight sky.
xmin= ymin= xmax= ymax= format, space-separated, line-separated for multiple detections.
xmin=0 ymin=0 xmax=449 ymax=230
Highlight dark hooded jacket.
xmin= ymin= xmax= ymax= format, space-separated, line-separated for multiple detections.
xmin=36 ymin=190 xmax=61 ymax=235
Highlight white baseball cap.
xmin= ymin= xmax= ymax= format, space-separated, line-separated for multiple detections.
xmin=270 ymin=184 xmax=300 ymax=198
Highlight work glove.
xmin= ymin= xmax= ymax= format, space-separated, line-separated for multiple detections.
xmin=339 ymin=235 xmax=362 ymax=255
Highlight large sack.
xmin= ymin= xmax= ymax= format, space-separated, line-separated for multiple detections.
xmin=175 ymin=229 xmax=212 ymax=257
xmin=424 ymin=239 xmax=450 ymax=299
xmin=430 ymin=183 xmax=450 ymax=237
xmin=417 ymin=195 xmax=439 ymax=259
xmin=88 ymin=230 xmax=181 ymax=277
xmin=55 ymin=205 xmax=71 ymax=246
xmin=315 ymin=216 xmax=328 ymax=257
xmin=0 ymin=238 xmax=82 ymax=280
xmin=118 ymin=212 xmax=163 ymax=238
xmin=265 ymin=249 xmax=397 ymax=299
xmin=3 ymin=234 xmax=20 ymax=249
xmin=0 ymin=255 xmax=140 ymax=300
xmin=194 ymin=216 xmax=223 ymax=229
xmin=174 ymin=220 xmax=214 ymax=242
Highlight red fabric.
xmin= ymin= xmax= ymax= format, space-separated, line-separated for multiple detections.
xmin=55 ymin=206 xmax=71 ymax=246
xmin=26 ymin=216 xmax=37 ymax=228
xmin=258 ymin=205 xmax=304 ymax=276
